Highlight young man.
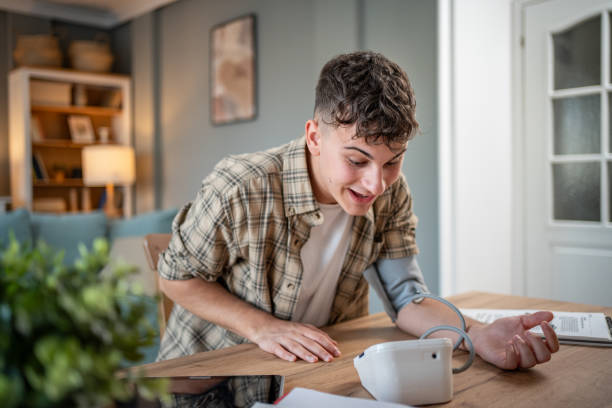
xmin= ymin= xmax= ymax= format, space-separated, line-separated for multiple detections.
xmin=157 ymin=51 xmax=559 ymax=407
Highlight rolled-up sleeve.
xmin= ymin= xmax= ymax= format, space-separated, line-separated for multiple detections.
xmin=378 ymin=175 xmax=419 ymax=259
xmin=364 ymin=255 xmax=429 ymax=321
xmin=377 ymin=255 xmax=429 ymax=311
xmin=157 ymin=186 xmax=234 ymax=282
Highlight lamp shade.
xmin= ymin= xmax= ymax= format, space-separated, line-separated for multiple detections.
xmin=82 ymin=145 xmax=135 ymax=186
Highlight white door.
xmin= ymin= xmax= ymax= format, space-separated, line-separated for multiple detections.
xmin=523 ymin=0 xmax=612 ymax=307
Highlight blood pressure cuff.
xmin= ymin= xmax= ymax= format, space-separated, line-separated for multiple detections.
xmin=364 ymin=255 xmax=430 ymax=322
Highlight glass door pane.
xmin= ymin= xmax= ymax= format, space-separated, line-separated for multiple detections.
xmin=553 ymin=15 xmax=601 ymax=89
xmin=553 ymin=95 xmax=601 ymax=154
xmin=553 ymin=162 xmax=601 ymax=221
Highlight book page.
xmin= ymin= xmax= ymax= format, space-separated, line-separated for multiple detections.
xmin=460 ymin=309 xmax=612 ymax=342
xmin=253 ymin=388 xmax=414 ymax=408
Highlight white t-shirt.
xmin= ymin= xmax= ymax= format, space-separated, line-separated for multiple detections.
xmin=292 ymin=203 xmax=354 ymax=327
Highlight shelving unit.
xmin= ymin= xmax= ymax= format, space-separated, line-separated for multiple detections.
xmin=9 ymin=67 xmax=132 ymax=216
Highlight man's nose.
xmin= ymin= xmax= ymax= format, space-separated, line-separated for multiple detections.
xmin=364 ymin=166 xmax=385 ymax=196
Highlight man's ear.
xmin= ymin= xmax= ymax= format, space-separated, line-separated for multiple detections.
xmin=305 ymin=119 xmax=322 ymax=156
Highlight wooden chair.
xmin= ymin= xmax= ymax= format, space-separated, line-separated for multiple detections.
xmin=142 ymin=233 xmax=229 ymax=394
xmin=143 ymin=233 xmax=173 ymax=338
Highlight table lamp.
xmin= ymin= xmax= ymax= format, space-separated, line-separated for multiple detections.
xmin=82 ymin=145 xmax=135 ymax=217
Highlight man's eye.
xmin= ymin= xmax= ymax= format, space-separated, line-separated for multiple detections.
xmin=348 ymin=159 xmax=366 ymax=167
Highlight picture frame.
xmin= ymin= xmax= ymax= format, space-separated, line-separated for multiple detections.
xmin=67 ymin=115 xmax=95 ymax=143
xmin=210 ymin=14 xmax=257 ymax=125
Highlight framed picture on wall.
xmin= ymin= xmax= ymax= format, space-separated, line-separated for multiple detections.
xmin=210 ymin=14 xmax=257 ymax=125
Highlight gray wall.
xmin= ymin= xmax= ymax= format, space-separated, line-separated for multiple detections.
xmin=157 ymin=0 xmax=333 ymax=201
xmin=0 ymin=0 xmax=439 ymax=302
xmin=134 ymin=0 xmax=439 ymax=301
xmin=364 ymin=0 xmax=439 ymax=297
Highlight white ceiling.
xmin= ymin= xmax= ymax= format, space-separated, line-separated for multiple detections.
xmin=0 ymin=0 xmax=178 ymax=27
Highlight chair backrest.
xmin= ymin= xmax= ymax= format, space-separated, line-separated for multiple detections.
xmin=143 ymin=233 xmax=173 ymax=338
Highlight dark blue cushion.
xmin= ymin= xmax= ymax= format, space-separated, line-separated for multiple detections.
xmin=31 ymin=211 xmax=108 ymax=265
xmin=0 ymin=208 xmax=32 ymax=247
xmin=109 ymin=208 xmax=178 ymax=241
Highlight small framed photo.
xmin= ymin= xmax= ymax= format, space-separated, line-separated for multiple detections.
xmin=210 ymin=14 xmax=257 ymax=125
xmin=67 ymin=115 xmax=94 ymax=143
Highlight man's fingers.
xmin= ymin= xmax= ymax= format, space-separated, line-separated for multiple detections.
xmin=541 ymin=321 xmax=560 ymax=352
xmin=255 ymin=320 xmax=341 ymax=363
xmin=271 ymin=344 xmax=296 ymax=362
xmin=302 ymin=328 xmax=341 ymax=357
xmin=281 ymin=338 xmax=318 ymax=363
xmin=520 ymin=311 xmax=554 ymax=329
xmin=505 ymin=341 xmax=519 ymax=369
xmin=298 ymin=336 xmax=334 ymax=362
xmin=524 ymin=332 xmax=551 ymax=363
xmin=512 ymin=335 xmax=537 ymax=368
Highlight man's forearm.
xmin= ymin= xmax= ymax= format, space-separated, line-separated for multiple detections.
xmin=159 ymin=277 xmax=274 ymax=342
xmin=395 ymin=297 xmax=484 ymax=347
xmin=159 ymin=276 xmax=342 ymax=363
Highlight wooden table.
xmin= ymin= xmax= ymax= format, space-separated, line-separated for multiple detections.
xmin=134 ymin=292 xmax=612 ymax=407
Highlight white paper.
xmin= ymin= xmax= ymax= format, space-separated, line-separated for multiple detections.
xmin=460 ymin=309 xmax=612 ymax=343
xmin=252 ymin=387 xmax=414 ymax=408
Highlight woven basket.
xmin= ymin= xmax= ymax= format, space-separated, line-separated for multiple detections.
xmin=69 ymin=40 xmax=114 ymax=72
xmin=13 ymin=35 xmax=62 ymax=67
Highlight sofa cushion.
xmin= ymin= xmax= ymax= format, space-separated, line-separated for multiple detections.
xmin=0 ymin=208 xmax=32 ymax=247
xmin=109 ymin=208 xmax=177 ymax=241
xmin=107 ymin=236 xmax=162 ymax=365
xmin=108 ymin=236 xmax=157 ymax=296
xmin=31 ymin=211 xmax=108 ymax=265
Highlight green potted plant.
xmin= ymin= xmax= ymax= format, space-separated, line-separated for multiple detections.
xmin=0 ymin=237 xmax=168 ymax=407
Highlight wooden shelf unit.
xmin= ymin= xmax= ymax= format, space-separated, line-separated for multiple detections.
xmin=9 ymin=67 xmax=132 ymax=216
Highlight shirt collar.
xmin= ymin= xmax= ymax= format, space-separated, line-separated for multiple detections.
xmin=282 ymin=136 xmax=318 ymax=217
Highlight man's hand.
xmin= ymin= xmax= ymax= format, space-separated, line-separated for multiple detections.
xmin=396 ymin=299 xmax=560 ymax=370
xmin=250 ymin=317 xmax=341 ymax=363
xmin=468 ymin=311 xmax=560 ymax=369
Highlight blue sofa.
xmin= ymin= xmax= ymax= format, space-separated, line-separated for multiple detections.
xmin=0 ymin=208 xmax=177 ymax=264
xmin=0 ymin=207 xmax=178 ymax=364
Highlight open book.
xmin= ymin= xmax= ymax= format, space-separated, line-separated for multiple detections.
xmin=461 ymin=309 xmax=612 ymax=347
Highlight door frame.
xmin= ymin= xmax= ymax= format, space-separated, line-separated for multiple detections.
xmin=510 ymin=0 xmax=540 ymax=297
xmin=437 ymin=0 xmax=455 ymax=296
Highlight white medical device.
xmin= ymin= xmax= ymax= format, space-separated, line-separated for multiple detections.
xmin=354 ymin=338 xmax=453 ymax=406
xmin=353 ymin=272 xmax=476 ymax=406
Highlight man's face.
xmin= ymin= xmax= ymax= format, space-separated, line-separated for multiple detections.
xmin=305 ymin=120 xmax=406 ymax=216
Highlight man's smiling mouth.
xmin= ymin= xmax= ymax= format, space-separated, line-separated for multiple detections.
xmin=349 ymin=188 xmax=375 ymax=203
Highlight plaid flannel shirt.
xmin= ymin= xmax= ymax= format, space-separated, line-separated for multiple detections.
xmin=157 ymin=136 xmax=419 ymax=407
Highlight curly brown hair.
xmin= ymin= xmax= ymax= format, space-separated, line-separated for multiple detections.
xmin=314 ymin=51 xmax=418 ymax=145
